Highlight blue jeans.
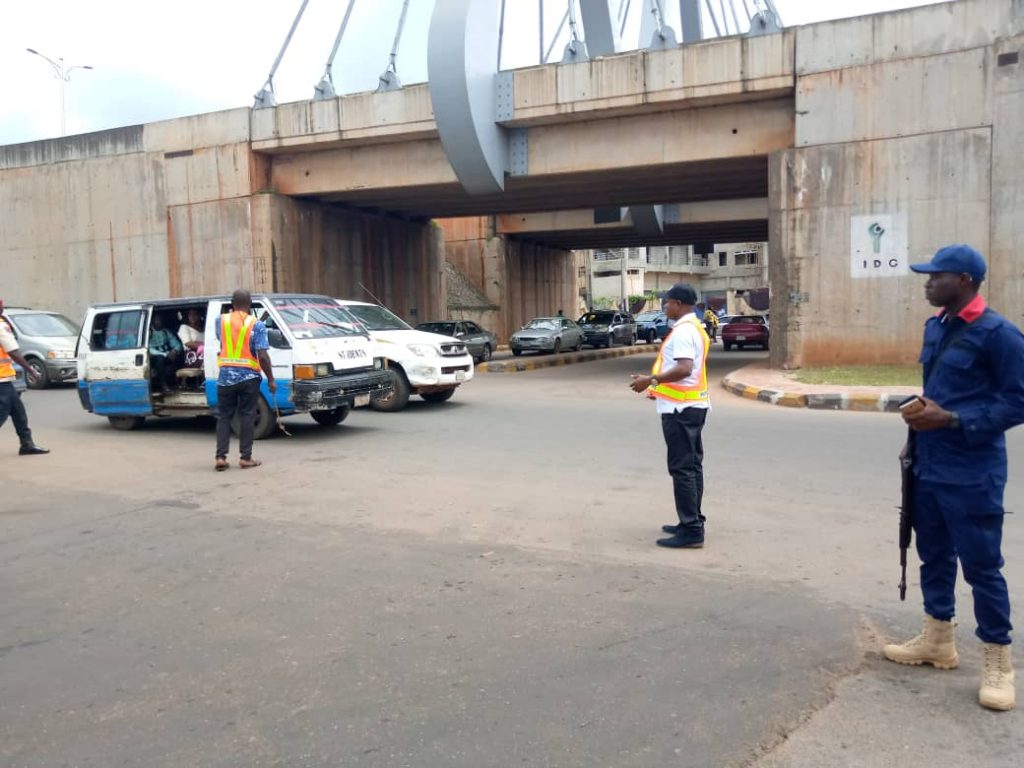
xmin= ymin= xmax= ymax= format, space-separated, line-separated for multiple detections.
xmin=914 ymin=479 xmax=1012 ymax=644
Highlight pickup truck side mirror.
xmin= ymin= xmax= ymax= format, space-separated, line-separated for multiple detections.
xmin=267 ymin=329 xmax=290 ymax=349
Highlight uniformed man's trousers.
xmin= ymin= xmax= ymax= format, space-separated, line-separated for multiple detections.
xmin=0 ymin=382 xmax=33 ymax=445
xmin=914 ymin=479 xmax=1012 ymax=645
xmin=661 ymin=407 xmax=707 ymax=535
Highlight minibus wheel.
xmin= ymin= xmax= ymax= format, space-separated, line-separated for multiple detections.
xmin=311 ymin=406 xmax=350 ymax=426
xmin=232 ymin=396 xmax=275 ymax=440
xmin=108 ymin=415 xmax=144 ymax=431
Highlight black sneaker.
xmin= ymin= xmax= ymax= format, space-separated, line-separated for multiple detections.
xmin=656 ymin=533 xmax=704 ymax=549
xmin=19 ymin=443 xmax=49 ymax=456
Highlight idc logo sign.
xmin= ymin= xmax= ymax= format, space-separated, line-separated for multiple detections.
xmin=850 ymin=213 xmax=909 ymax=279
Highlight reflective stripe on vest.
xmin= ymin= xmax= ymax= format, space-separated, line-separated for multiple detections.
xmin=648 ymin=316 xmax=710 ymax=403
xmin=0 ymin=345 xmax=14 ymax=380
xmin=217 ymin=312 xmax=260 ymax=370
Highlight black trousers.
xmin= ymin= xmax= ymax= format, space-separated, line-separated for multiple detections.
xmin=661 ymin=407 xmax=707 ymax=534
xmin=151 ymin=354 xmax=176 ymax=389
xmin=216 ymin=378 xmax=261 ymax=460
xmin=0 ymin=382 xmax=33 ymax=445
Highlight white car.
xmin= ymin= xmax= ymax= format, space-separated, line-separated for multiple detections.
xmin=337 ymin=300 xmax=474 ymax=412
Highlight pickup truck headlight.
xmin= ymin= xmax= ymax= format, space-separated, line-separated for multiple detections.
xmin=407 ymin=344 xmax=437 ymax=358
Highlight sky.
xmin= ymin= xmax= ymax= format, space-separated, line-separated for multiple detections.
xmin=0 ymin=0 xmax=949 ymax=145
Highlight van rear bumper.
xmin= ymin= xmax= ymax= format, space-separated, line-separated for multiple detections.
xmin=291 ymin=369 xmax=393 ymax=411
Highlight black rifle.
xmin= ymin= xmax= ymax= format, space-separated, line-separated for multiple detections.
xmin=898 ymin=429 xmax=916 ymax=601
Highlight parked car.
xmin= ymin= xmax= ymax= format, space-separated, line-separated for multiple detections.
xmin=635 ymin=310 xmax=670 ymax=344
xmin=416 ymin=320 xmax=497 ymax=363
xmin=509 ymin=317 xmax=584 ymax=356
xmin=338 ymin=300 xmax=475 ymax=411
xmin=3 ymin=307 xmax=80 ymax=389
xmin=577 ymin=310 xmax=637 ymax=348
xmin=721 ymin=315 xmax=770 ymax=351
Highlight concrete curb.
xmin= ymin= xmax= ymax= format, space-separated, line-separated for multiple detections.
xmin=478 ymin=345 xmax=655 ymax=373
xmin=721 ymin=372 xmax=909 ymax=412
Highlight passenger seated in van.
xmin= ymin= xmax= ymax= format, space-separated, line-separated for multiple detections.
xmin=149 ymin=313 xmax=183 ymax=393
xmin=177 ymin=309 xmax=205 ymax=367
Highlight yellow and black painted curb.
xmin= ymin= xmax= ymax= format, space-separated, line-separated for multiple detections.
xmin=721 ymin=373 xmax=906 ymax=412
xmin=478 ymin=344 xmax=657 ymax=373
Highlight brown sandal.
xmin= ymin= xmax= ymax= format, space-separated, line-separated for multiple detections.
xmin=215 ymin=458 xmax=229 ymax=472
xmin=239 ymin=457 xmax=262 ymax=469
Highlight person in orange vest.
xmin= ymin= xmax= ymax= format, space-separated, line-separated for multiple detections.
xmin=0 ymin=300 xmax=49 ymax=455
xmin=629 ymin=283 xmax=710 ymax=548
xmin=215 ymin=290 xmax=276 ymax=471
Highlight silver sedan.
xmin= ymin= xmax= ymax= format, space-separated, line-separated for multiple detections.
xmin=509 ymin=317 xmax=584 ymax=356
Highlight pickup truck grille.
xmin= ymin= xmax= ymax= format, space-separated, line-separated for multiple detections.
xmin=442 ymin=365 xmax=471 ymax=375
xmin=439 ymin=343 xmax=468 ymax=357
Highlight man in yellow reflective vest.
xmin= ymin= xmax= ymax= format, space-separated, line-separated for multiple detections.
xmin=630 ymin=283 xmax=710 ymax=548
xmin=215 ymin=290 xmax=276 ymax=471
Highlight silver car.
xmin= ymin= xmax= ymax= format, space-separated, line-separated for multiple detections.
xmin=509 ymin=317 xmax=584 ymax=356
xmin=416 ymin=320 xmax=498 ymax=363
xmin=3 ymin=308 xmax=79 ymax=389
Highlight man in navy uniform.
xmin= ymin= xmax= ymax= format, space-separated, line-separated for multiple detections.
xmin=884 ymin=244 xmax=1024 ymax=711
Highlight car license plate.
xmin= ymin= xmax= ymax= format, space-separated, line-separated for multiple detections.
xmin=736 ymin=335 xmax=747 ymax=341
xmin=355 ymin=394 xmax=370 ymax=407
xmin=455 ymin=372 xmax=467 ymax=382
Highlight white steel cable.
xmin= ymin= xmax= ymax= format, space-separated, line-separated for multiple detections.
xmin=727 ymin=0 xmax=743 ymax=34
xmin=255 ymin=0 xmax=310 ymax=106
xmin=703 ymin=0 xmax=722 ymax=36
xmin=544 ymin=9 xmax=571 ymax=62
xmin=315 ymin=0 xmax=357 ymax=98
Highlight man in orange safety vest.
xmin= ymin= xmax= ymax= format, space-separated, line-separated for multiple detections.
xmin=215 ymin=290 xmax=276 ymax=471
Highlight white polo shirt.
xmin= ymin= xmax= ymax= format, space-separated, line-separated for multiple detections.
xmin=656 ymin=313 xmax=709 ymax=414
xmin=0 ymin=322 xmax=19 ymax=383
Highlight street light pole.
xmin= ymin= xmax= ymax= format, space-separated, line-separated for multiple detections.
xmin=26 ymin=48 xmax=94 ymax=137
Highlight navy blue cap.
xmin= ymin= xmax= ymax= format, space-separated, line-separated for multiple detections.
xmin=910 ymin=244 xmax=986 ymax=282
xmin=660 ymin=283 xmax=699 ymax=305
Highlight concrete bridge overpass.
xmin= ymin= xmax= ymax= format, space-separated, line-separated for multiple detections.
xmin=1 ymin=0 xmax=1022 ymax=366
xmin=257 ymin=31 xmax=790 ymax=230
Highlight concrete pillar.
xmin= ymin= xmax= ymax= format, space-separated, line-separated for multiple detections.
xmin=438 ymin=216 xmax=580 ymax=342
xmin=251 ymin=194 xmax=445 ymax=322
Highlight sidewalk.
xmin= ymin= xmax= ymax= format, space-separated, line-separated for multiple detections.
xmin=478 ymin=344 xmax=655 ymax=373
xmin=722 ymin=361 xmax=919 ymax=411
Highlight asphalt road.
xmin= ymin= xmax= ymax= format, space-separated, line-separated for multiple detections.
xmin=2 ymin=350 xmax=1022 ymax=767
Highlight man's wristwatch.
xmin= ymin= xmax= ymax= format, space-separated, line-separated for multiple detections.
xmin=948 ymin=411 xmax=961 ymax=430
xmin=650 ymin=376 xmax=659 ymax=387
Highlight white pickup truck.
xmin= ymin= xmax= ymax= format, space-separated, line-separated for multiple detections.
xmin=336 ymin=300 xmax=475 ymax=412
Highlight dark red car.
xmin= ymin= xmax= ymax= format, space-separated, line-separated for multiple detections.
xmin=721 ymin=315 xmax=769 ymax=351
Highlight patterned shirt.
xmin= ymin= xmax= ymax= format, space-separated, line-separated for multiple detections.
xmin=215 ymin=315 xmax=269 ymax=387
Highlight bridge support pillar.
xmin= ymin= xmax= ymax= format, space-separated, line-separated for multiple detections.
xmin=439 ymin=217 xmax=584 ymax=342
xmin=250 ymin=195 xmax=445 ymax=321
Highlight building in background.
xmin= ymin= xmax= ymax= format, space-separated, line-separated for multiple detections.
xmin=584 ymin=244 xmax=768 ymax=314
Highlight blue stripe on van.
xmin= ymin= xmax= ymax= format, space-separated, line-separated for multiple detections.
xmin=77 ymin=380 xmax=93 ymax=412
xmin=89 ymin=380 xmax=152 ymax=416
xmin=205 ymin=378 xmax=294 ymax=413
